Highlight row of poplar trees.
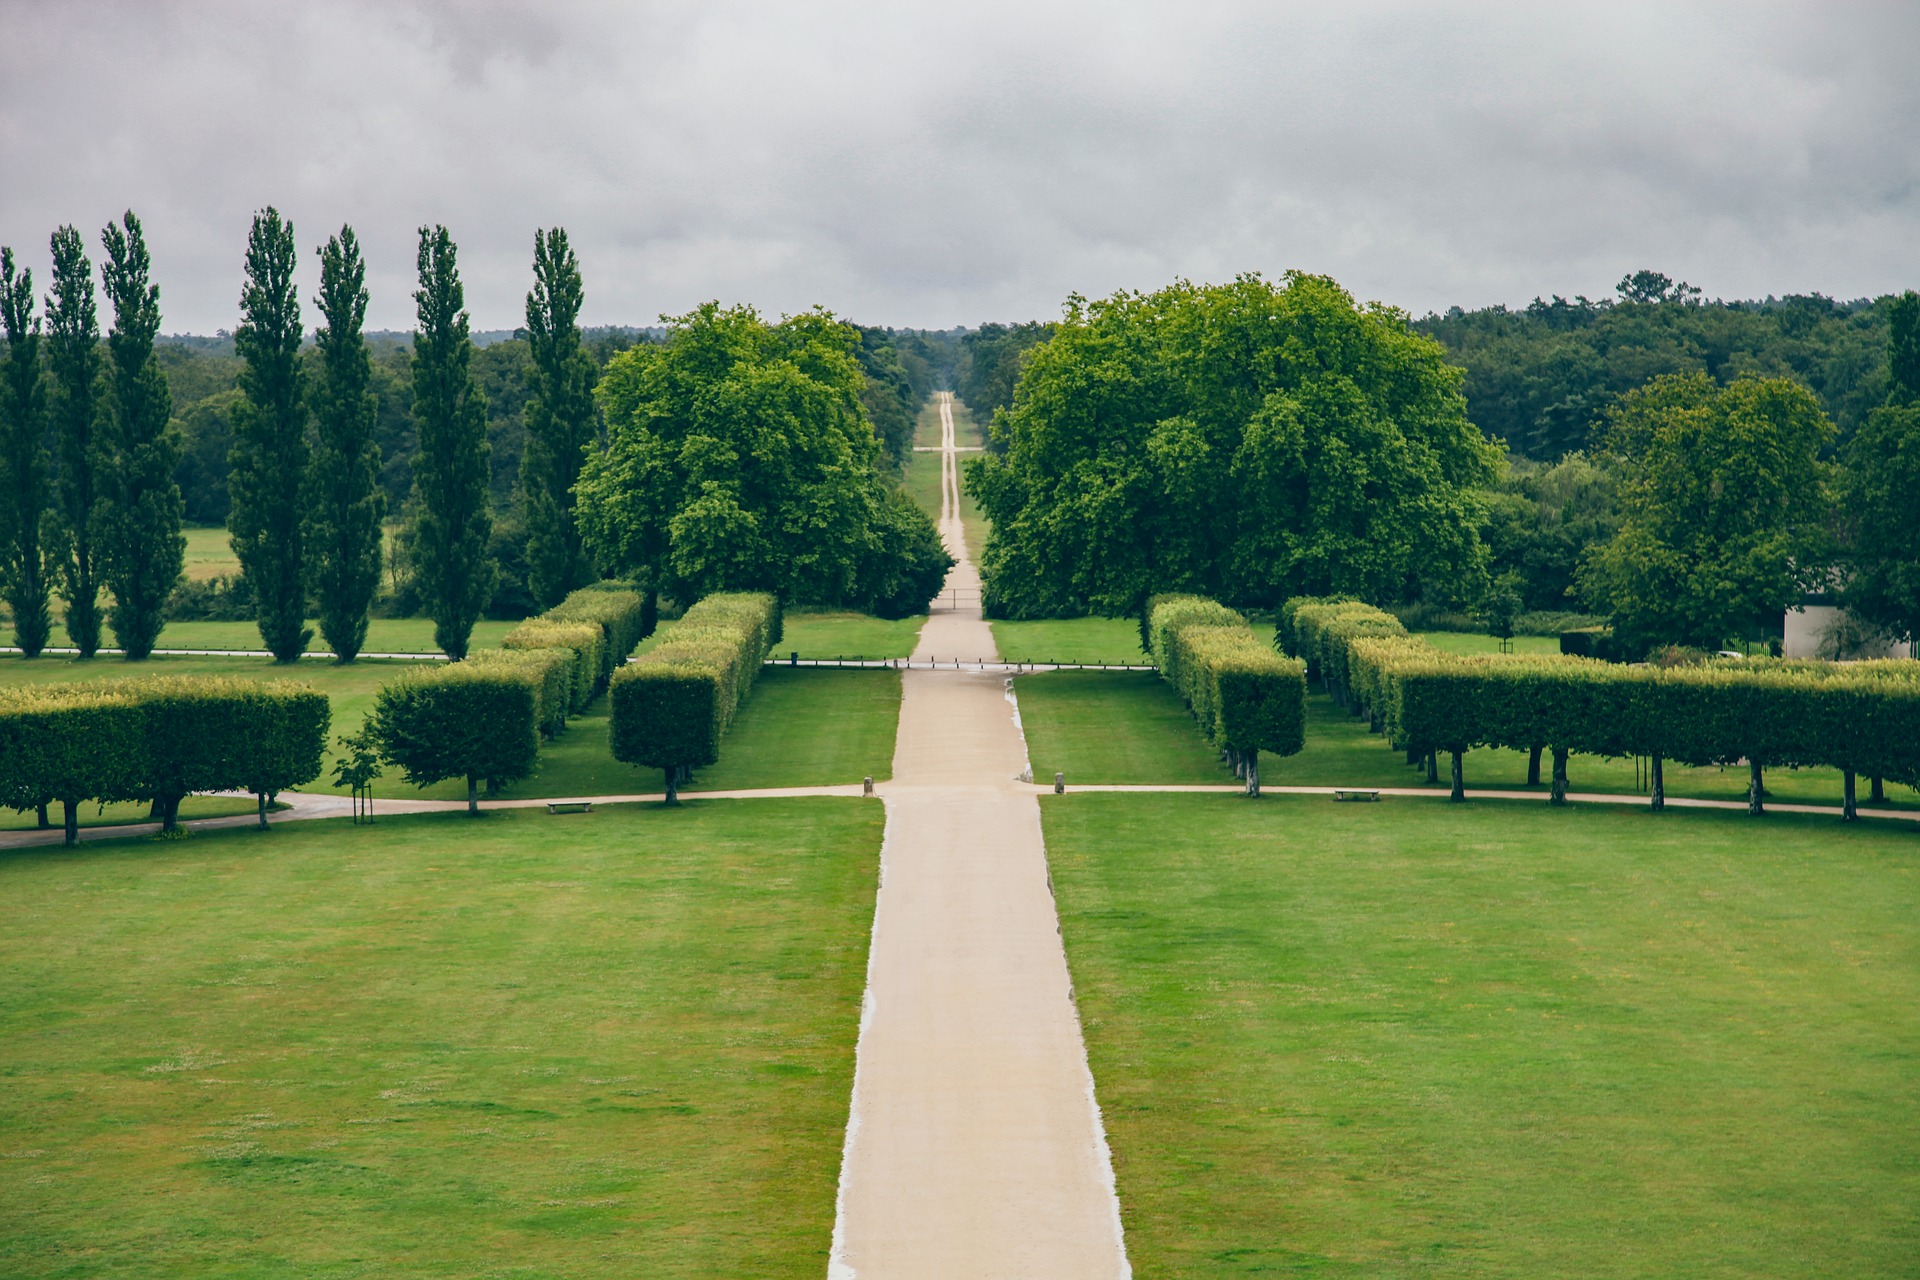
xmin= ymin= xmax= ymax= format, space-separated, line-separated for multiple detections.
xmin=0 ymin=211 xmax=598 ymax=663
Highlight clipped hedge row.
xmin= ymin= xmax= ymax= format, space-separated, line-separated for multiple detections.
xmin=369 ymin=663 xmax=540 ymax=813
xmin=609 ymin=592 xmax=782 ymax=803
xmin=0 ymin=677 xmax=330 ymax=842
xmin=500 ymin=619 xmax=603 ymax=715
xmin=470 ymin=647 xmax=576 ymax=736
xmin=545 ymin=584 xmax=650 ymax=691
xmin=1281 ymin=595 xmax=1920 ymax=816
xmin=1278 ymin=596 xmax=1408 ymax=703
xmin=1148 ymin=594 xmax=1306 ymax=794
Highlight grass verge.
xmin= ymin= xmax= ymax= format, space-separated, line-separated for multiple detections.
xmin=993 ymin=617 xmax=1149 ymax=666
xmin=1046 ymin=793 xmax=1920 ymax=1278
xmin=778 ymin=610 xmax=926 ymax=661
xmin=0 ymin=800 xmax=881 ymax=1278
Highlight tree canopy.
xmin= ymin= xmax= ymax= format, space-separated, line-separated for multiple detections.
xmin=967 ymin=273 xmax=1500 ymax=618
xmin=576 ymin=302 xmax=949 ymax=611
xmin=1838 ymin=291 xmax=1920 ymax=645
xmin=1580 ymin=372 xmax=1834 ymax=652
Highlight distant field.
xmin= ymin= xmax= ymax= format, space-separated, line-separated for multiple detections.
xmin=0 ymin=800 xmax=881 ymax=1278
xmin=1415 ymin=630 xmax=1563 ymax=656
xmin=181 ymin=525 xmax=239 ymax=581
xmin=904 ymin=397 xmax=990 ymax=560
xmin=1048 ymin=793 xmax=1920 ymax=1278
xmin=992 ymin=616 xmax=1147 ymax=666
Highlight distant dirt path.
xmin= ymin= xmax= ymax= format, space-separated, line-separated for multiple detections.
xmin=829 ymin=393 xmax=1129 ymax=1277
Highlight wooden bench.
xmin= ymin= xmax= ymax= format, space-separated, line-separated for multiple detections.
xmin=546 ymin=801 xmax=593 ymax=815
xmin=1332 ymin=789 xmax=1381 ymax=802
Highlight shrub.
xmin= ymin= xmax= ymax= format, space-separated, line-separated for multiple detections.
xmin=470 ymin=647 xmax=575 ymax=736
xmin=501 ymin=618 xmax=603 ymax=713
xmin=1149 ymin=594 xmax=1306 ymax=793
xmin=608 ymin=591 xmax=780 ymax=803
xmin=545 ymin=583 xmax=649 ymax=690
xmin=370 ymin=663 xmax=539 ymax=813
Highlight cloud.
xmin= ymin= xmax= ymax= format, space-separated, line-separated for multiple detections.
xmin=1 ymin=0 xmax=1914 ymax=332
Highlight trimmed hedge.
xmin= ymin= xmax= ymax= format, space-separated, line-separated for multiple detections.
xmin=470 ymin=647 xmax=575 ymax=737
xmin=500 ymin=618 xmax=603 ymax=714
xmin=608 ymin=592 xmax=781 ymax=802
xmin=1284 ymin=595 xmax=1920 ymax=815
xmin=1149 ymin=595 xmax=1306 ymax=793
xmin=0 ymin=677 xmax=330 ymax=841
xmin=369 ymin=663 xmax=540 ymax=812
xmin=545 ymin=584 xmax=650 ymax=691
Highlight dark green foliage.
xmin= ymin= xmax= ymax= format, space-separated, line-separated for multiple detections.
xmin=857 ymin=487 xmax=954 ymax=618
xmin=469 ymin=646 xmax=574 ymax=737
xmin=543 ymin=583 xmax=648 ymax=690
xmin=854 ymin=326 xmax=918 ymax=470
xmin=520 ymin=228 xmax=596 ymax=608
xmin=0 ymin=677 xmax=327 ymax=839
xmin=1147 ymin=594 xmax=1306 ymax=759
xmin=369 ymin=663 xmax=538 ymax=810
xmin=229 ymin=207 xmax=310 ymax=661
xmin=409 ymin=226 xmax=495 ymax=660
xmin=45 ymin=226 xmax=105 ymax=658
xmin=578 ymin=304 xmax=933 ymax=611
xmin=970 ymin=275 xmax=1499 ymax=618
xmin=1839 ymin=293 xmax=1920 ymax=644
xmin=1419 ymin=287 xmax=1900 ymax=460
xmin=0 ymin=247 xmax=52 ymax=655
xmin=1482 ymin=452 xmax=1620 ymax=610
xmin=609 ymin=592 xmax=780 ymax=795
xmin=1580 ymin=373 xmax=1834 ymax=652
xmin=98 ymin=212 xmax=185 ymax=661
xmin=957 ymin=321 xmax=1053 ymax=446
xmin=307 ymin=227 xmax=385 ymax=661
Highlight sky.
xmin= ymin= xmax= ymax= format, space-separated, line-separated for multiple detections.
xmin=1 ymin=1 xmax=1915 ymax=335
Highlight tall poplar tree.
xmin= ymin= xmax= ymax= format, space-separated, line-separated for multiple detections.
xmin=307 ymin=225 xmax=384 ymax=662
xmin=0 ymin=248 xmax=53 ymax=656
xmin=99 ymin=211 xmax=184 ymax=660
xmin=410 ymin=225 xmax=494 ymax=660
xmin=520 ymin=227 xmax=596 ymax=607
xmin=45 ymin=226 xmax=105 ymax=658
xmin=229 ymin=207 xmax=310 ymax=661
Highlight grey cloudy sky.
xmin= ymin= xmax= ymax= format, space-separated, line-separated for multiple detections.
xmin=1 ymin=1 xmax=1915 ymax=334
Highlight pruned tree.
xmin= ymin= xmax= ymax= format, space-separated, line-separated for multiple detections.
xmin=45 ymin=226 xmax=106 ymax=658
xmin=520 ymin=227 xmax=596 ymax=608
xmin=307 ymin=225 xmax=385 ymax=662
xmin=230 ymin=207 xmax=311 ymax=661
xmin=99 ymin=211 xmax=184 ymax=660
xmin=0 ymin=247 xmax=53 ymax=656
xmin=409 ymin=225 xmax=495 ymax=660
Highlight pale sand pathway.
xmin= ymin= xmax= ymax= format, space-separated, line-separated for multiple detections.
xmin=831 ymin=395 xmax=1129 ymax=1277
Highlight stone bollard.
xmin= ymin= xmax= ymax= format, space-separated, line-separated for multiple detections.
xmin=863 ymin=776 xmax=874 ymax=797
xmin=1054 ymin=772 xmax=1065 ymax=794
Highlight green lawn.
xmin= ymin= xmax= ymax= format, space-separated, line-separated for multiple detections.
xmin=0 ymin=795 xmax=270 ymax=833
xmin=39 ymin=617 xmax=518 ymax=655
xmin=0 ymin=656 xmax=901 ymax=805
xmin=1414 ymin=630 xmax=1563 ymax=657
xmin=1015 ymin=670 xmax=1920 ymax=809
xmin=993 ymin=617 xmax=1148 ymax=666
xmin=1046 ymin=793 xmax=1920 ymax=1278
xmin=0 ymin=800 xmax=880 ymax=1277
xmin=776 ymin=610 xmax=926 ymax=661
xmin=181 ymin=525 xmax=240 ymax=581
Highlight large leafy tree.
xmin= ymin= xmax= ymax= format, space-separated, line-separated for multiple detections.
xmin=577 ymin=302 xmax=948 ymax=608
xmin=1839 ymin=290 xmax=1920 ymax=645
xmin=967 ymin=274 xmax=1499 ymax=618
xmin=1580 ymin=372 xmax=1834 ymax=652
xmin=519 ymin=227 xmax=596 ymax=608
xmin=99 ymin=211 xmax=184 ymax=660
xmin=45 ymin=226 xmax=107 ymax=658
xmin=410 ymin=225 xmax=495 ymax=660
xmin=0 ymin=248 xmax=52 ymax=656
xmin=307 ymin=226 xmax=385 ymax=662
xmin=229 ymin=207 xmax=311 ymax=661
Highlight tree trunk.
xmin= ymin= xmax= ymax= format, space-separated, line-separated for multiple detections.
xmin=63 ymin=799 xmax=78 ymax=848
xmin=1651 ymin=755 xmax=1665 ymax=812
xmin=1527 ymin=745 xmax=1542 ymax=787
xmin=1449 ymin=750 xmax=1465 ymax=802
xmin=1871 ymin=775 xmax=1886 ymax=804
xmin=256 ymin=791 xmax=268 ymax=830
xmin=1425 ymin=751 xmax=1438 ymax=784
xmin=161 ymin=793 xmax=181 ymax=832
xmin=1370 ymin=711 xmax=1383 ymax=734
xmin=1843 ymin=769 xmax=1857 ymax=822
xmin=663 ymin=766 xmax=679 ymax=807
xmin=1245 ymin=750 xmax=1260 ymax=798
xmin=36 ymin=802 xmax=49 ymax=829
xmin=466 ymin=774 xmax=478 ymax=816
xmin=1748 ymin=761 xmax=1764 ymax=816
xmin=1550 ymin=748 xmax=1569 ymax=806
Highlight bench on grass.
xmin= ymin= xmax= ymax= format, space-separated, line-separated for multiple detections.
xmin=546 ymin=801 xmax=593 ymax=815
xmin=1333 ymin=789 xmax=1381 ymax=802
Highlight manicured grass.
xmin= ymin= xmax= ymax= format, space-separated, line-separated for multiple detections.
xmin=38 ymin=617 xmax=516 ymax=655
xmin=181 ymin=525 xmax=240 ymax=581
xmin=1414 ymin=630 xmax=1563 ymax=656
xmin=1045 ymin=793 xmax=1920 ymax=1278
xmin=689 ymin=668 xmax=901 ymax=791
xmin=0 ymin=800 xmax=881 ymax=1277
xmin=993 ymin=616 xmax=1148 ymax=666
xmin=1014 ymin=669 xmax=1920 ymax=809
xmin=1017 ymin=671 xmax=1228 ymax=785
xmin=778 ymin=610 xmax=926 ymax=661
